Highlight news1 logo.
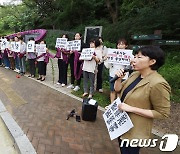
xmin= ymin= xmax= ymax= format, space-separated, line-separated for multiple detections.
xmin=120 ymin=134 xmax=179 ymax=152
xmin=159 ymin=134 xmax=179 ymax=151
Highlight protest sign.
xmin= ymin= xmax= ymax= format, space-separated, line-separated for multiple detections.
xmin=11 ymin=42 xmax=15 ymax=51
xmin=1 ymin=39 xmax=8 ymax=50
xmin=36 ymin=44 xmax=46 ymax=53
xmin=103 ymin=97 xmax=134 ymax=140
xmin=79 ymin=48 xmax=95 ymax=60
xmin=35 ymin=44 xmax=40 ymax=53
xmin=107 ymin=48 xmax=133 ymax=65
xmin=26 ymin=41 xmax=35 ymax=52
xmin=14 ymin=42 xmax=21 ymax=52
xmin=55 ymin=38 xmax=67 ymax=49
xmin=67 ymin=40 xmax=81 ymax=51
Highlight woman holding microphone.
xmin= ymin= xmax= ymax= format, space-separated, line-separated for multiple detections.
xmin=114 ymin=46 xmax=171 ymax=154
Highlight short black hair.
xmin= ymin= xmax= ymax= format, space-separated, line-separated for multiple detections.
xmin=19 ymin=36 xmax=24 ymax=41
xmin=29 ymin=37 xmax=35 ymax=41
xmin=62 ymin=34 xmax=69 ymax=40
xmin=75 ymin=32 xmax=82 ymax=37
xmin=89 ymin=39 xmax=95 ymax=44
xmin=40 ymin=40 xmax=46 ymax=44
xmin=135 ymin=46 xmax=165 ymax=70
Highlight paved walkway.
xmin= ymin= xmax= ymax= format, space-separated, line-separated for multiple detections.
xmin=0 ymin=66 xmax=120 ymax=154
xmin=0 ymin=57 xmax=179 ymax=154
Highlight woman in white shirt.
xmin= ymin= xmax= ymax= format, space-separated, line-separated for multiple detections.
xmin=82 ymin=39 xmax=102 ymax=98
xmin=19 ymin=37 xmax=26 ymax=75
xmin=37 ymin=40 xmax=47 ymax=81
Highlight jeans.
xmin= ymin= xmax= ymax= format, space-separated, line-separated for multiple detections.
xmin=19 ymin=57 xmax=26 ymax=73
xmin=83 ymin=71 xmax=95 ymax=95
xmin=15 ymin=56 xmax=20 ymax=70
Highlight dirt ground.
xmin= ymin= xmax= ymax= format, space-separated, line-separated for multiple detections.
xmin=153 ymin=102 xmax=180 ymax=137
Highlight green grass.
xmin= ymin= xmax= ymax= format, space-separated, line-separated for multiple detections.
xmin=71 ymin=81 xmax=111 ymax=108
xmin=159 ymin=50 xmax=180 ymax=103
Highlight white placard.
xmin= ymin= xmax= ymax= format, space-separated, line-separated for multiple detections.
xmin=11 ymin=42 xmax=15 ymax=51
xmin=1 ymin=39 xmax=8 ymax=50
xmin=36 ymin=44 xmax=46 ymax=53
xmin=55 ymin=38 xmax=67 ymax=49
xmin=103 ymin=97 xmax=134 ymax=140
xmin=107 ymin=48 xmax=133 ymax=65
xmin=14 ymin=42 xmax=21 ymax=53
xmin=79 ymin=48 xmax=95 ymax=60
xmin=26 ymin=41 xmax=35 ymax=53
xmin=67 ymin=40 xmax=81 ymax=51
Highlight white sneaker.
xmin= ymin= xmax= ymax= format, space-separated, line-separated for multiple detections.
xmin=5 ymin=66 xmax=10 ymax=69
xmin=14 ymin=68 xmax=18 ymax=72
xmin=56 ymin=82 xmax=61 ymax=85
xmin=67 ymin=84 xmax=74 ymax=89
xmin=99 ymin=89 xmax=103 ymax=93
xmin=73 ymin=86 xmax=80 ymax=91
xmin=61 ymin=83 xmax=65 ymax=87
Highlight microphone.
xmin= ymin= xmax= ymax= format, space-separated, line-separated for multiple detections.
xmin=110 ymin=65 xmax=133 ymax=83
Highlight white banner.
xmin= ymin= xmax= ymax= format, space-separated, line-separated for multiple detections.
xmin=14 ymin=42 xmax=21 ymax=53
xmin=67 ymin=40 xmax=81 ymax=51
xmin=26 ymin=41 xmax=35 ymax=53
xmin=103 ymin=97 xmax=134 ymax=140
xmin=55 ymin=38 xmax=67 ymax=49
xmin=36 ymin=44 xmax=46 ymax=53
xmin=107 ymin=48 xmax=133 ymax=65
xmin=79 ymin=48 xmax=95 ymax=60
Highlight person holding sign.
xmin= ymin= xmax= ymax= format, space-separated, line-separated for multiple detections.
xmin=56 ymin=34 xmax=69 ymax=87
xmin=67 ymin=33 xmax=86 ymax=91
xmin=14 ymin=36 xmax=21 ymax=73
xmin=114 ymin=46 xmax=171 ymax=154
xmin=18 ymin=37 xmax=26 ymax=75
xmin=7 ymin=38 xmax=15 ymax=70
xmin=104 ymin=39 xmax=132 ymax=108
xmin=36 ymin=40 xmax=47 ymax=81
xmin=1 ymin=37 xmax=10 ymax=69
xmin=27 ymin=37 xmax=36 ymax=78
xmin=82 ymin=39 xmax=102 ymax=98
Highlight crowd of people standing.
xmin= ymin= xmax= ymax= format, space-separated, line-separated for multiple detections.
xmin=0 ymin=32 xmax=171 ymax=154
xmin=0 ymin=33 xmax=110 ymax=98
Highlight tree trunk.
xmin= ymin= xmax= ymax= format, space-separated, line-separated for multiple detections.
xmin=105 ymin=0 xmax=119 ymax=23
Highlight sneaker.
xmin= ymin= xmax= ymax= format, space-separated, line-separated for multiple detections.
xmin=5 ymin=66 xmax=10 ymax=69
xmin=61 ymin=83 xmax=65 ymax=87
xmin=73 ymin=86 xmax=80 ymax=91
xmin=56 ymin=82 xmax=61 ymax=85
xmin=14 ymin=68 xmax=18 ymax=72
xmin=67 ymin=84 xmax=74 ymax=89
xmin=99 ymin=89 xmax=103 ymax=93
xmin=17 ymin=69 xmax=20 ymax=73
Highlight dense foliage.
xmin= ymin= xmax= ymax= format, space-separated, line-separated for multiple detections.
xmin=0 ymin=0 xmax=179 ymax=42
